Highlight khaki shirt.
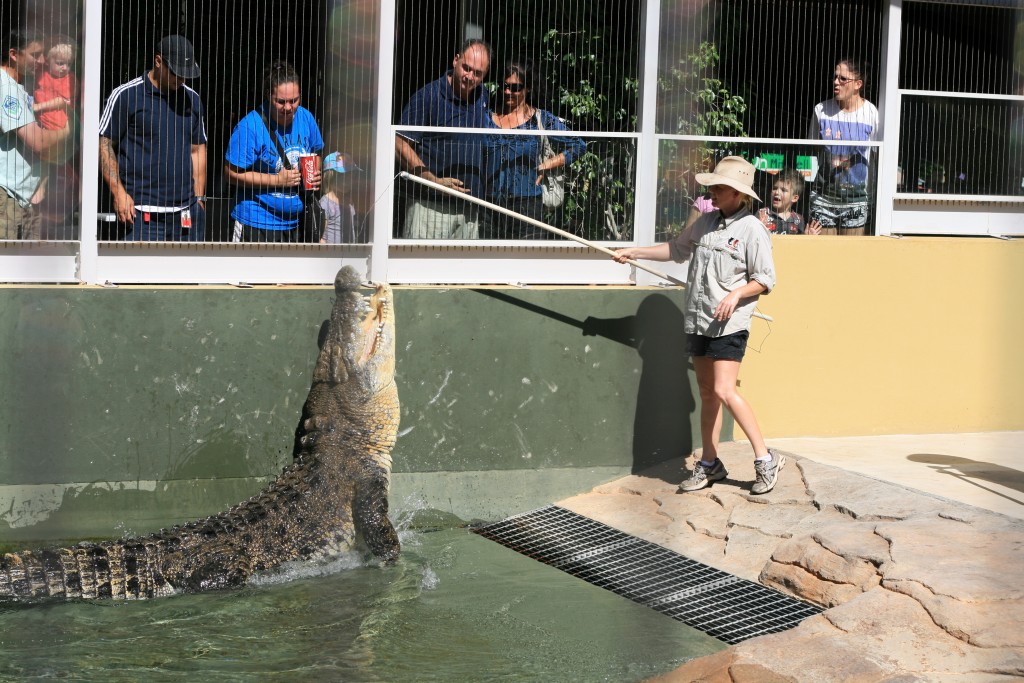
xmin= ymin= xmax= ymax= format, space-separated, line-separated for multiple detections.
xmin=0 ymin=69 xmax=41 ymax=206
xmin=668 ymin=207 xmax=776 ymax=337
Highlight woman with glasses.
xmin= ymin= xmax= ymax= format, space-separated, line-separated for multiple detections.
xmin=483 ymin=59 xmax=585 ymax=239
xmin=807 ymin=58 xmax=879 ymax=235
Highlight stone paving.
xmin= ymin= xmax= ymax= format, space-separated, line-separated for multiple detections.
xmin=556 ymin=442 xmax=1024 ymax=683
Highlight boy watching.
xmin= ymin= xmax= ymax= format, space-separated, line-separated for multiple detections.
xmin=758 ymin=168 xmax=813 ymax=235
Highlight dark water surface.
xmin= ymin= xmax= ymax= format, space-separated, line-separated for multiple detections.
xmin=0 ymin=526 xmax=723 ymax=682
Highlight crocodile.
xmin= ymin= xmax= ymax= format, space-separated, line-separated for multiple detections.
xmin=0 ymin=266 xmax=400 ymax=601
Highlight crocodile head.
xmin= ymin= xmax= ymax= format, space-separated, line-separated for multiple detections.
xmin=312 ymin=266 xmax=395 ymax=404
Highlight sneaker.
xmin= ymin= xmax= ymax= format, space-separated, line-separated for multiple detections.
xmin=751 ymin=450 xmax=786 ymax=495
xmin=679 ymin=459 xmax=728 ymax=492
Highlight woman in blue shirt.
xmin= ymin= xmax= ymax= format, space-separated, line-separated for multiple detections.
xmin=224 ymin=61 xmax=323 ymax=242
xmin=484 ymin=59 xmax=585 ymax=239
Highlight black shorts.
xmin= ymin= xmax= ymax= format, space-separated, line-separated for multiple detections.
xmin=686 ymin=330 xmax=749 ymax=361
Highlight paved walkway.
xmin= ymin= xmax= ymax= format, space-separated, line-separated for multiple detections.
xmin=761 ymin=431 xmax=1024 ymax=520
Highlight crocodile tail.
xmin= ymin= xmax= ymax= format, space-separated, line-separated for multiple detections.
xmin=1 ymin=540 xmax=171 ymax=602
xmin=353 ymin=470 xmax=401 ymax=564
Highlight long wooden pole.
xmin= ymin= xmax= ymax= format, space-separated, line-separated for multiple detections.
xmin=398 ymin=172 xmax=773 ymax=322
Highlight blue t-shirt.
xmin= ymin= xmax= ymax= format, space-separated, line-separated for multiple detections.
xmin=225 ymin=105 xmax=324 ymax=230
xmin=484 ymin=109 xmax=585 ymax=201
xmin=99 ymin=75 xmax=207 ymax=209
xmin=398 ymin=72 xmax=491 ymax=198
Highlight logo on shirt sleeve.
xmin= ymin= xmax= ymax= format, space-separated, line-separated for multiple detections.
xmin=2 ymin=95 xmax=22 ymax=118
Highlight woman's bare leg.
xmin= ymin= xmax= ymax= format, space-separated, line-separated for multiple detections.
xmin=698 ymin=357 xmax=770 ymax=459
xmin=694 ymin=356 xmax=723 ymax=461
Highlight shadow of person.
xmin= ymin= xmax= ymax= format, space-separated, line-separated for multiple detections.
xmin=583 ymin=293 xmax=695 ymax=479
xmin=906 ymin=453 xmax=1024 ymax=505
xmin=471 ymin=289 xmax=696 ymax=482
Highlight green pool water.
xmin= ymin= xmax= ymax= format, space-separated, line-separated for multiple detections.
xmin=0 ymin=521 xmax=724 ymax=682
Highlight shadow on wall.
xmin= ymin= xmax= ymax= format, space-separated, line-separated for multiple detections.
xmin=582 ymin=294 xmax=694 ymax=477
xmin=472 ymin=290 xmax=695 ymax=479
xmin=906 ymin=453 xmax=1024 ymax=506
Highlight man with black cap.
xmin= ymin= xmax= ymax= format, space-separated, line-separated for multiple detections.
xmin=99 ymin=35 xmax=207 ymax=241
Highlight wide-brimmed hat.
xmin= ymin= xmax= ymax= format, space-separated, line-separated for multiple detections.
xmin=157 ymin=35 xmax=200 ymax=79
xmin=695 ymin=156 xmax=760 ymax=201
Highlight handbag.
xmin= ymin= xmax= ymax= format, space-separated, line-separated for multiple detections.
xmin=535 ymin=111 xmax=565 ymax=209
xmin=260 ymin=112 xmax=325 ymax=243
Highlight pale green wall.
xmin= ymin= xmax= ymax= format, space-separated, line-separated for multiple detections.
xmin=0 ymin=285 xmax=704 ymax=545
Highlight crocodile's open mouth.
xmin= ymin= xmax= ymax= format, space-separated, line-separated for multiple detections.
xmin=358 ymin=283 xmax=391 ymax=365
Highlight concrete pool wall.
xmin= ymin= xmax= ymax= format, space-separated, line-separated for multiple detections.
xmin=0 ymin=284 xmax=704 ymax=542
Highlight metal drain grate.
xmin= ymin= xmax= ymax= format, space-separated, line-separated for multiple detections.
xmin=473 ymin=504 xmax=823 ymax=645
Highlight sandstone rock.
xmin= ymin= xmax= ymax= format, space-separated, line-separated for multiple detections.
xmin=771 ymin=534 xmax=881 ymax=589
xmin=657 ymin=491 xmax=737 ymax=540
xmin=812 ymin=521 xmax=892 ymax=565
xmin=760 ymin=558 xmax=866 ymax=607
xmin=820 ymin=589 xmax=1023 ymax=676
xmin=877 ymin=516 xmax=1024 ymax=601
xmin=725 ymin=526 xmax=782 ymax=581
xmin=885 ymin=578 xmax=1024 ymax=649
xmin=644 ymin=650 xmax=802 ymax=683
xmin=798 ymin=459 xmax=951 ymax=521
xmin=728 ymin=502 xmax=819 ymax=539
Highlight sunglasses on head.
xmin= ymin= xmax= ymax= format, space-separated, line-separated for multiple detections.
xmin=502 ymin=82 xmax=525 ymax=93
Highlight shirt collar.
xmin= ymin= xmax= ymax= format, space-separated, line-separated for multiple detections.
xmin=717 ymin=206 xmax=752 ymax=228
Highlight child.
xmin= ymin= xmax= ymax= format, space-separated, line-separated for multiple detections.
xmin=683 ymin=191 xmax=716 ymax=230
xmin=758 ymin=168 xmax=810 ymax=235
xmin=33 ymin=36 xmax=79 ymax=238
xmin=319 ymin=152 xmax=361 ymax=244
xmin=33 ymin=36 xmax=77 ymax=131
xmin=612 ymin=156 xmax=783 ymax=495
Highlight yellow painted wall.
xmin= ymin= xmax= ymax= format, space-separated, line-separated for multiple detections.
xmin=738 ymin=236 xmax=1024 ymax=437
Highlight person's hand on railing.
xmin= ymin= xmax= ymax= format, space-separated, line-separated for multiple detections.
xmin=419 ymin=169 xmax=470 ymax=194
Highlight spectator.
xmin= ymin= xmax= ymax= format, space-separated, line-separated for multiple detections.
xmin=808 ymin=58 xmax=879 ymax=235
xmin=395 ymin=39 xmax=492 ymax=239
xmin=224 ymin=60 xmax=323 ymax=243
xmin=33 ymin=35 xmax=79 ymax=239
xmin=319 ymin=151 xmax=362 ymax=244
xmin=99 ymin=35 xmax=207 ymax=241
xmin=683 ymin=191 xmax=716 ymax=230
xmin=610 ymin=156 xmax=783 ymax=495
xmin=483 ymin=58 xmax=585 ymax=239
xmin=0 ymin=28 xmax=71 ymax=240
xmin=758 ymin=168 xmax=810 ymax=235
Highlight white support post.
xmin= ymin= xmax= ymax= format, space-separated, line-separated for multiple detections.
xmin=369 ymin=0 xmax=398 ymax=283
xmin=632 ymin=0 xmax=663 ymax=286
xmin=875 ymin=0 xmax=903 ymax=237
xmin=77 ymin=0 xmax=104 ymax=283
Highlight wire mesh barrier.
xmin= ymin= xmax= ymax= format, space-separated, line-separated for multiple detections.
xmin=0 ymin=1 xmax=1021 ymax=280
